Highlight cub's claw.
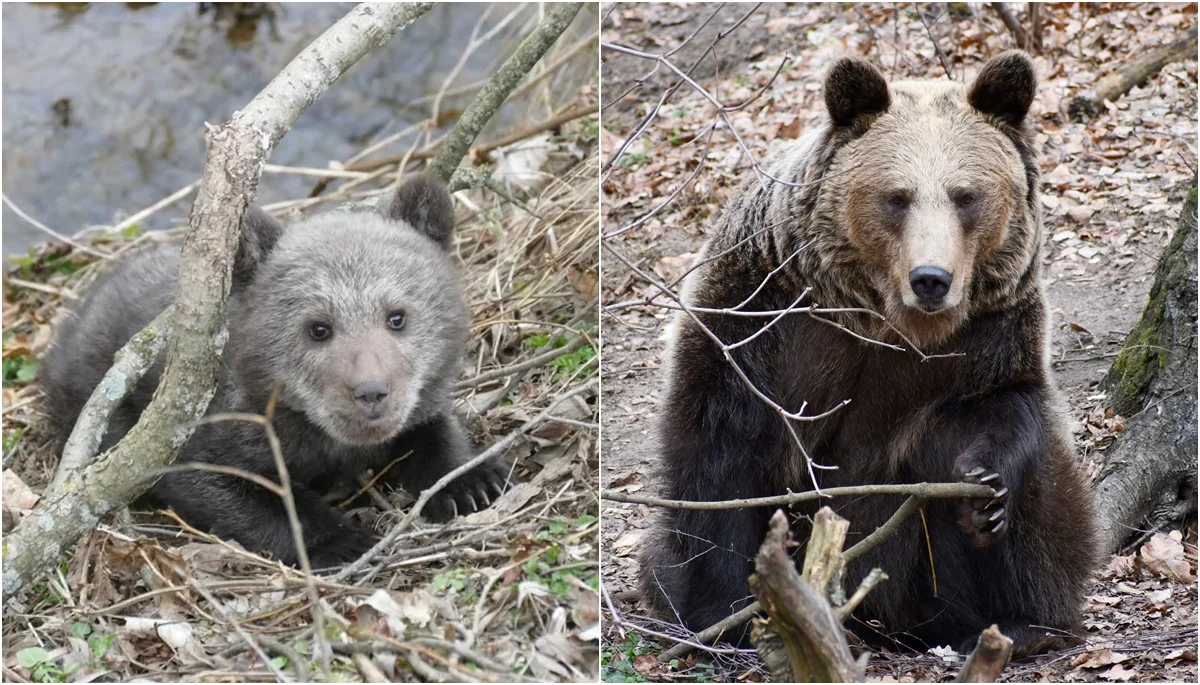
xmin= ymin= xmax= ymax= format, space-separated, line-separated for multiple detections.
xmin=423 ymin=459 xmax=511 ymax=522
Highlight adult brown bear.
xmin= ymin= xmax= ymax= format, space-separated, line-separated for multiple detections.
xmin=641 ymin=51 xmax=1097 ymax=656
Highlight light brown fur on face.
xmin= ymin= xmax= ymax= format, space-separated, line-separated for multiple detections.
xmin=840 ymin=81 xmax=1028 ymax=348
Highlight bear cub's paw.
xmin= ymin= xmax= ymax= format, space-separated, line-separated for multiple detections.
xmin=954 ymin=463 xmax=1009 ymax=547
xmin=424 ymin=459 xmax=511 ymax=522
xmin=305 ymin=523 xmax=381 ymax=570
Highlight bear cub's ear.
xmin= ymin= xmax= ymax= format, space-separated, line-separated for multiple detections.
xmin=382 ymin=172 xmax=456 ymax=250
xmin=234 ymin=206 xmax=285 ymax=288
xmin=968 ymin=50 xmax=1037 ymax=129
xmin=824 ymin=57 xmax=890 ymax=128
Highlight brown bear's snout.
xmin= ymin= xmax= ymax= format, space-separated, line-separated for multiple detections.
xmin=909 ymin=265 xmax=953 ymax=309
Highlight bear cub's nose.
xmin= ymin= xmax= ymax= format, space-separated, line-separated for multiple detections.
xmin=909 ymin=266 xmax=952 ymax=306
xmin=352 ymin=380 xmax=390 ymax=406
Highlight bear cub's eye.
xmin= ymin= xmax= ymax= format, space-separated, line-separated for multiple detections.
xmin=386 ymin=310 xmax=407 ymax=331
xmin=955 ymin=192 xmax=976 ymax=208
xmin=309 ymin=322 xmax=332 ymax=342
xmin=887 ymin=194 xmax=909 ymax=209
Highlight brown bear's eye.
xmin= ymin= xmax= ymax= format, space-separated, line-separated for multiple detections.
xmin=956 ymin=193 xmax=976 ymax=208
xmin=887 ymin=194 xmax=909 ymax=209
xmin=386 ymin=310 xmax=406 ymax=331
xmin=309 ymin=322 xmax=332 ymax=341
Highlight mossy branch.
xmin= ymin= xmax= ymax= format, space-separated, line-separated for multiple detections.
xmin=428 ymin=2 xmax=584 ymax=183
xmin=3 ymin=2 xmax=435 ymax=597
xmin=47 ymin=307 xmax=172 ymax=493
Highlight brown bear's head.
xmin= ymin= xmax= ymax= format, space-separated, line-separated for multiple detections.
xmin=824 ymin=51 xmax=1039 ymax=348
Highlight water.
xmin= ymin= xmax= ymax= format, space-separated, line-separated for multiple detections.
xmin=2 ymin=2 xmax=594 ymax=256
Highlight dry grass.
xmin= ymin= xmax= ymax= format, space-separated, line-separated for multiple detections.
xmin=1 ymin=117 xmax=599 ymax=682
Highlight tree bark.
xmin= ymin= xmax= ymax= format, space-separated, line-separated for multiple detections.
xmin=1093 ymin=180 xmax=1198 ymax=553
xmin=3 ymin=2 xmax=435 ymax=597
xmin=1069 ymin=27 xmax=1198 ymax=122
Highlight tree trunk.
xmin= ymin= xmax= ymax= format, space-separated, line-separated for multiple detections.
xmin=1093 ymin=180 xmax=1198 ymax=553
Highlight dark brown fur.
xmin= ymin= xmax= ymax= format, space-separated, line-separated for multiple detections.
xmin=641 ymin=52 xmax=1097 ymax=656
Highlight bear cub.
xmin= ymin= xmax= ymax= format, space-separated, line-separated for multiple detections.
xmin=642 ymin=51 xmax=1098 ymax=656
xmin=40 ymin=173 xmax=509 ymax=568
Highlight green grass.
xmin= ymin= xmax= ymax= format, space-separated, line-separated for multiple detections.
xmin=602 ymin=633 xmax=651 ymax=682
xmin=2 ymin=354 xmax=38 ymax=386
xmin=15 ymin=624 xmax=116 ymax=683
xmin=550 ymin=344 xmax=595 ymax=380
xmin=616 ymin=151 xmax=650 ymax=168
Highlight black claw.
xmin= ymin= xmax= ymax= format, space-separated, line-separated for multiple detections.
xmin=992 ymin=487 xmax=1009 ymax=499
xmin=964 ymin=467 xmax=986 ymax=478
xmin=988 ymin=507 xmax=1005 ymax=522
xmin=991 ymin=519 xmax=1006 ymax=534
xmin=979 ymin=472 xmax=1000 ymax=483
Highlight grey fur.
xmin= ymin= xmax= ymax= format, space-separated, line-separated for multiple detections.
xmin=40 ymin=173 xmax=509 ymax=568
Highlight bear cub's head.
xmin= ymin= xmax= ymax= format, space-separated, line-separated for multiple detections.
xmin=824 ymin=51 xmax=1039 ymax=346
xmin=228 ymin=173 xmax=467 ymax=446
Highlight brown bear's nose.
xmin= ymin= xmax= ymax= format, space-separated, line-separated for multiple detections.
xmin=909 ymin=266 xmax=952 ymax=305
xmin=352 ymin=380 xmax=389 ymax=406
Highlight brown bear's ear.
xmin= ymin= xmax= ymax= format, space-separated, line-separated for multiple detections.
xmin=968 ymin=50 xmax=1036 ymax=129
xmin=382 ymin=172 xmax=456 ymax=250
xmin=234 ymin=206 xmax=285 ymax=288
xmin=824 ymin=57 xmax=890 ymax=128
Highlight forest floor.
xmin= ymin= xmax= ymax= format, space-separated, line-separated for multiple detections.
xmin=599 ymin=3 xmax=1197 ymax=683
xmin=2 ymin=99 xmax=601 ymax=681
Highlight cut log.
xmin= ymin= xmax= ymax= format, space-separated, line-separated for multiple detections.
xmin=749 ymin=509 xmax=863 ymax=682
xmin=955 ymin=625 xmax=1014 ymax=683
xmin=1093 ymin=179 xmax=1198 ymax=553
xmin=1069 ymin=27 xmax=1197 ymax=122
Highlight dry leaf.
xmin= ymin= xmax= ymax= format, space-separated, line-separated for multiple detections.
xmin=1098 ymin=664 xmax=1137 ymax=681
xmin=1140 ymin=531 xmax=1196 ymax=582
xmin=1074 ymin=649 xmax=1129 ymax=669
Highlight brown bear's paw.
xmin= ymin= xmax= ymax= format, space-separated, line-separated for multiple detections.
xmin=954 ymin=465 xmax=1009 ymax=547
xmin=423 ymin=459 xmax=510 ymax=522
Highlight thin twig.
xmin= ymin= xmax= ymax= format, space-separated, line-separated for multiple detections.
xmin=2 ymin=193 xmax=111 ymax=259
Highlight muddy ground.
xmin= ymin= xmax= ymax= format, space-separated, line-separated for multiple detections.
xmin=599 ymin=3 xmax=1197 ymax=682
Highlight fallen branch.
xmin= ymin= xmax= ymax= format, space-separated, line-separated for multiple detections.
xmin=1069 ymin=26 xmax=1197 ymax=122
xmin=3 ymin=1 xmax=435 ymax=598
xmin=602 ymin=482 xmax=993 ymax=510
xmin=426 ymin=2 xmax=584 ymax=183
xmin=456 ymin=335 xmax=587 ymax=390
xmin=955 ymin=625 xmax=1014 ymax=683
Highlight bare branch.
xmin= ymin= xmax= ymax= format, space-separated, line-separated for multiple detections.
xmin=989 ymin=3 xmax=1028 ymax=49
xmin=602 ymin=482 xmax=994 ymax=510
